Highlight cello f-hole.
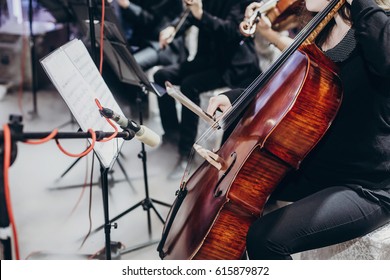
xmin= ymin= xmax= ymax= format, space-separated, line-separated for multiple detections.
xmin=214 ymin=152 xmax=237 ymax=197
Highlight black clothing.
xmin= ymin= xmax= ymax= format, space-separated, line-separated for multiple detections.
xmin=301 ymin=7 xmax=390 ymax=193
xmin=154 ymin=0 xmax=260 ymax=157
xmin=155 ymin=62 xmax=227 ymax=156
xmin=247 ymin=185 xmax=390 ymax=260
xmin=118 ymin=0 xmax=186 ymax=70
xmin=224 ymin=0 xmax=390 ymax=259
xmin=119 ymin=0 xmax=182 ymax=46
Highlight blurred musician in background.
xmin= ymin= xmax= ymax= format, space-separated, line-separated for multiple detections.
xmin=153 ymin=0 xmax=260 ymax=180
xmin=240 ymin=0 xmax=307 ymax=71
xmin=115 ymin=0 xmax=187 ymax=71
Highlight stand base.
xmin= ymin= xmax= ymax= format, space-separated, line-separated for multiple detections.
xmin=50 ymin=158 xmax=135 ymax=192
xmin=25 ymin=241 xmax=123 ymax=260
xmin=90 ymin=198 xmax=171 ymax=235
xmin=49 ymin=178 xmax=130 ymax=191
xmin=25 ymin=240 xmax=157 ymax=260
xmin=120 ymin=239 xmax=159 ymax=256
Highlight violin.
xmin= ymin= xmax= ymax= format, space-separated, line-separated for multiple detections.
xmin=166 ymin=0 xmax=194 ymax=44
xmin=240 ymin=0 xmax=305 ymax=37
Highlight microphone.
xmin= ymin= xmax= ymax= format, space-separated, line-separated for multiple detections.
xmin=100 ymin=107 xmax=161 ymax=147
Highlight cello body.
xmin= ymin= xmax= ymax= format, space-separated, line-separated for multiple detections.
xmin=159 ymin=44 xmax=343 ymax=260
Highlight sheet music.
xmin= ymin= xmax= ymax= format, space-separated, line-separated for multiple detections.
xmin=40 ymin=39 xmax=124 ymax=168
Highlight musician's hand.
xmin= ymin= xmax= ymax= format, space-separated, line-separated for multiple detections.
xmin=256 ymin=15 xmax=272 ymax=35
xmin=244 ymin=1 xmax=263 ymax=21
xmin=116 ymin=0 xmax=130 ymax=9
xmin=185 ymin=0 xmax=203 ymax=20
xmin=207 ymin=95 xmax=232 ymax=117
xmin=159 ymin=26 xmax=175 ymax=49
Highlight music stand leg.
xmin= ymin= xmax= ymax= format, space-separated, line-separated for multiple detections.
xmin=57 ymin=157 xmax=83 ymax=180
xmin=100 ymin=166 xmax=112 ymax=260
xmin=0 ymin=184 xmax=13 ymax=259
xmin=57 ymin=112 xmax=77 ymax=129
xmin=89 ymin=89 xmax=172 ymax=256
xmin=116 ymin=157 xmax=135 ymax=190
xmin=50 ymin=156 xmax=136 ymax=192
xmin=28 ymin=0 xmax=38 ymax=118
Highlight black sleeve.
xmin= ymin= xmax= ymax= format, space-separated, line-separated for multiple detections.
xmin=120 ymin=3 xmax=152 ymax=26
xmin=120 ymin=0 xmax=182 ymax=30
xmin=221 ymin=88 xmax=245 ymax=104
xmin=351 ymin=0 xmax=390 ymax=76
xmin=194 ymin=3 xmax=244 ymax=43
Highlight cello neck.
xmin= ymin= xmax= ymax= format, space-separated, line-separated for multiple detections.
xmin=304 ymin=0 xmax=346 ymax=45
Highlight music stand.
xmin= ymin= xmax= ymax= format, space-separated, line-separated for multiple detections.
xmin=69 ymin=0 xmax=170 ymax=255
xmin=37 ymin=0 xmax=136 ymax=192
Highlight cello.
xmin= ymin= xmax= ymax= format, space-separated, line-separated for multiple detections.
xmin=158 ymin=0 xmax=345 ymax=260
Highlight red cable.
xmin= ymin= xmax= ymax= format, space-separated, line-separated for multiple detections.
xmin=95 ymin=98 xmax=119 ymax=142
xmin=2 ymin=121 xmax=111 ymax=260
xmin=24 ymin=129 xmax=58 ymax=145
xmin=2 ymin=124 xmax=21 ymax=260
xmin=55 ymin=129 xmax=97 ymax=157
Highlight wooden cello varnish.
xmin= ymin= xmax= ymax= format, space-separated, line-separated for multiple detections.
xmin=158 ymin=0 xmax=346 ymax=260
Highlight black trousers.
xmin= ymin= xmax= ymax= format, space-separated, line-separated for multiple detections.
xmin=133 ymin=42 xmax=183 ymax=71
xmin=154 ymin=59 xmax=226 ymax=157
xmin=246 ymin=175 xmax=390 ymax=260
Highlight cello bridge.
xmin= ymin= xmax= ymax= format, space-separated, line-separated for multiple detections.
xmin=193 ymin=144 xmax=227 ymax=171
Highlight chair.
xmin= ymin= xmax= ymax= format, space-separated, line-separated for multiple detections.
xmin=300 ymin=222 xmax=390 ymax=260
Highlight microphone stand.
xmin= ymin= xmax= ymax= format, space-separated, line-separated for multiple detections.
xmin=90 ymin=86 xmax=172 ymax=256
xmin=0 ymin=115 xmax=134 ymax=260
xmin=28 ymin=0 xmax=38 ymax=118
xmin=120 ymin=86 xmax=172 ymax=254
xmin=87 ymin=0 xmax=98 ymax=65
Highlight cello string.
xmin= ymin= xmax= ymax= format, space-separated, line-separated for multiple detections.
xmin=187 ymin=0 xmax=344 ymax=177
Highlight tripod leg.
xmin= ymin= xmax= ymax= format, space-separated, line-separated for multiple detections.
xmin=146 ymin=203 xmax=152 ymax=238
xmin=100 ymin=167 xmax=112 ymax=260
xmin=57 ymin=157 xmax=82 ymax=180
xmin=148 ymin=200 xmax=166 ymax=224
xmin=151 ymin=198 xmax=172 ymax=208
xmin=49 ymin=181 xmax=100 ymax=191
xmin=116 ymin=158 xmax=136 ymax=191
xmin=91 ymin=201 xmax=144 ymax=234
xmin=120 ymin=240 xmax=160 ymax=255
xmin=28 ymin=0 xmax=38 ymax=118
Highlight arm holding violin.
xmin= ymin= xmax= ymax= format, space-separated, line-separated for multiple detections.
xmin=185 ymin=0 xmax=203 ymax=20
xmin=255 ymin=15 xmax=293 ymax=51
xmin=242 ymin=1 xmax=293 ymax=51
xmin=159 ymin=0 xmax=200 ymax=49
